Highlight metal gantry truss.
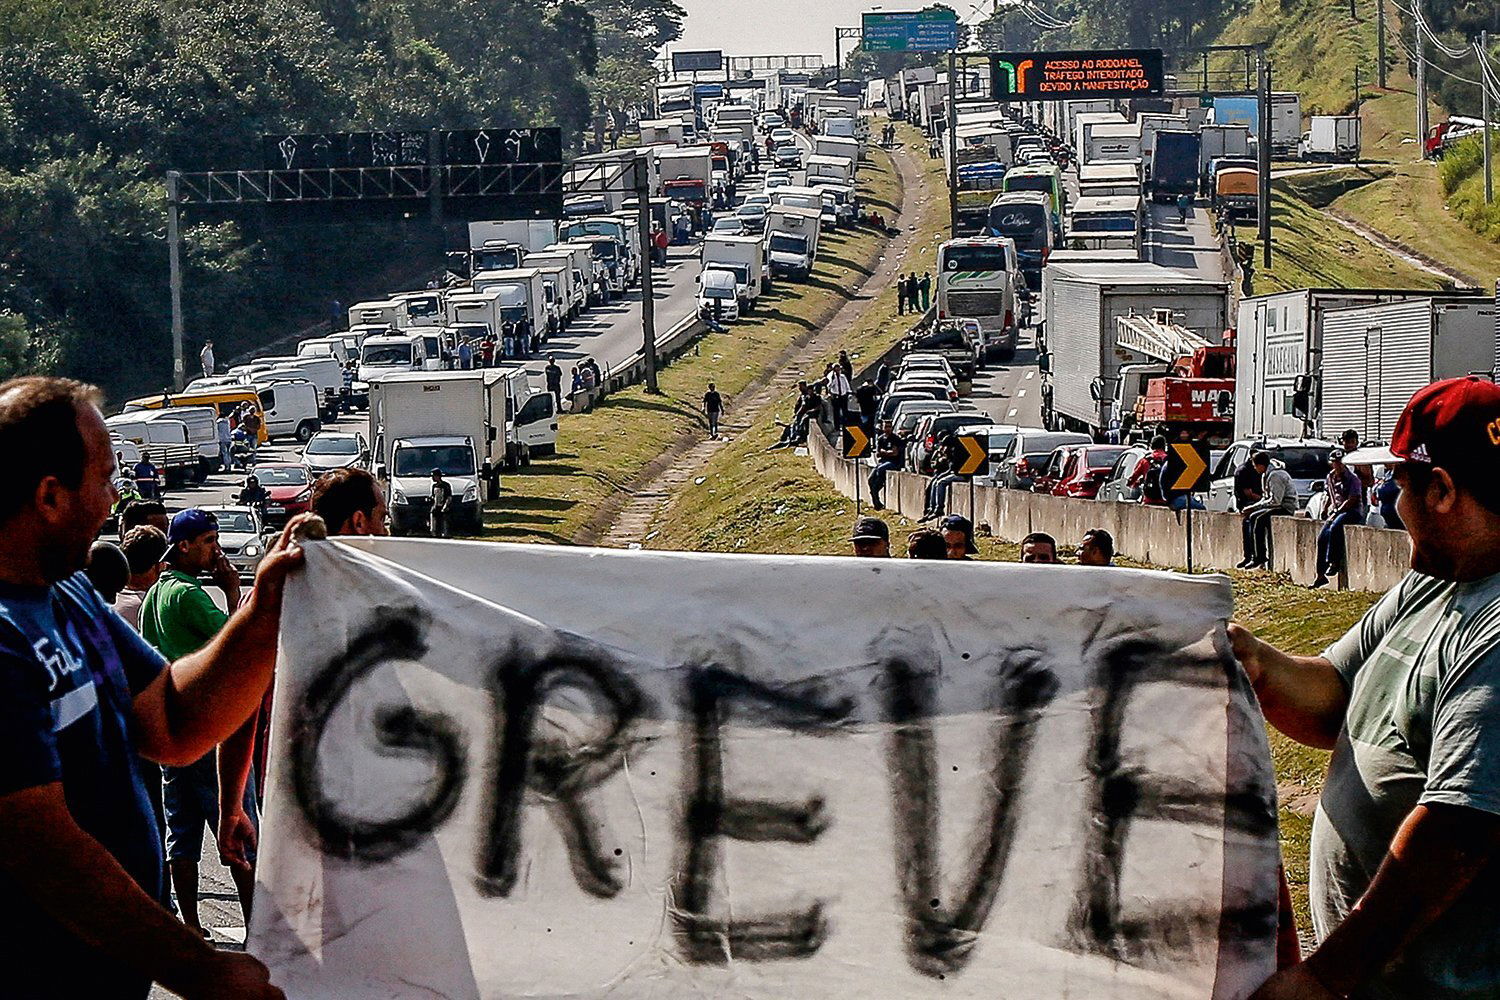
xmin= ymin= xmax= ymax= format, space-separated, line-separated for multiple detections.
xmin=170 ymin=163 xmax=568 ymax=207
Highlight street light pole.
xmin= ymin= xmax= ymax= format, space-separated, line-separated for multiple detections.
xmin=948 ymin=49 xmax=959 ymax=238
xmin=634 ymin=155 xmax=659 ymax=393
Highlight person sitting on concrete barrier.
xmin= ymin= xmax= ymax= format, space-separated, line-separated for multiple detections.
xmin=1077 ymin=529 xmax=1114 ymax=567
xmin=1020 ymin=531 xmax=1059 ymax=564
xmin=854 ymin=379 xmax=881 ymax=438
xmin=921 ymin=432 xmax=964 ymax=521
xmin=850 ymin=516 xmax=890 ymax=558
xmin=940 ymin=514 xmax=978 ymax=560
xmin=1233 ymin=376 xmax=1500 ymax=1000
xmin=1239 ymin=451 xmax=1297 ymax=570
xmin=867 ymin=420 xmax=905 ymax=510
xmin=906 ymin=528 xmax=947 ymax=559
xmin=1313 ymin=448 xmax=1369 ymax=589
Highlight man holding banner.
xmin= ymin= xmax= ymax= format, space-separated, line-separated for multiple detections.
xmin=1238 ymin=378 xmax=1500 ymax=999
xmin=0 ymin=377 xmax=290 ymax=998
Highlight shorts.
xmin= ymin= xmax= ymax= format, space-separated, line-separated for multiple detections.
xmin=161 ymin=754 xmax=258 ymax=863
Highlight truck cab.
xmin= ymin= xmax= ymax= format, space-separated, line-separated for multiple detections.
xmin=764 ymin=205 xmax=821 ymax=281
xmin=358 ymin=333 xmax=429 ymax=385
xmin=697 ymin=269 xmax=741 ymax=323
xmin=384 ymin=435 xmax=484 ymax=535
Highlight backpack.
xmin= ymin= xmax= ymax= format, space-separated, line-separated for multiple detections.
xmin=1141 ymin=452 xmax=1168 ymax=504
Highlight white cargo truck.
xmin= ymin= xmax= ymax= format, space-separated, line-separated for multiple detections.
xmin=813 ymin=135 xmax=861 ymax=165
xmin=541 ymin=242 xmax=599 ymax=308
xmin=700 ymin=234 xmax=766 ymax=310
xmin=525 ymin=249 xmax=589 ymax=319
xmin=357 ymin=332 xmax=430 ymax=389
xmin=369 ymin=367 xmax=558 ymax=534
xmin=638 ymin=118 xmax=686 ymax=146
xmin=764 ymin=205 xmax=822 ymax=281
xmin=471 ymin=268 xmax=549 ymax=339
xmin=1082 ymin=122 xmax=1142 ymax=166
xmin=655 ymin=146 xmax=714 ymax=206
xmin=1232 ymin=288 xmax=1480 ymax=441
xmin=1271 ymin=92 xmax=1303 ymax=155
xmin=445 ymin=288 xmax=506 ymax=337
xmin=1072 ymin=111 xmax=1127 ymax=157
xmin=559 ymin=216 xmax=639 ymax=286
xmin=1319 ymin=297 xmax=1497 ymax=442
xmin=1039 ymin=262 xmax=1229 ymax=436
xmin=347 ymin=299 xmax=405 ymax=330
xmin=530 ymin=262 xmax=577 ymax=331
xmin=1300 ymin=115 xmax=1361 ymax=161
xmin=805 ymin=154 xmax=856 ymax=188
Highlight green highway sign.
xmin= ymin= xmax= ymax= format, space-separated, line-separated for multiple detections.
xmin=860 ymin=10 xmax=959 ymax=53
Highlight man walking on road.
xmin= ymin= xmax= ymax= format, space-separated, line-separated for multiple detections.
xmin=1239 ymin=451 xmax=1297 ymax=569
xmin=703 ymin=382 xmax=724 ymax=439
xmin=198 ymin=340 xmax=214 ymax=379
xmin=429 ymin=468 xmax=453 ymax=538
xmin=1238 ymin=377 xmax=1500 ymax=1000
xmin=140 ymin=510 xmax=260 ymax=939
xmin=0 ymin=374 xmax=292 ymax=1000
xmin=545 ymin=356 xmax=564 ymax=412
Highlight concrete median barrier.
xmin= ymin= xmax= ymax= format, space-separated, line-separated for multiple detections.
xmin=812 ymin=429 xmax=1409 ymax=591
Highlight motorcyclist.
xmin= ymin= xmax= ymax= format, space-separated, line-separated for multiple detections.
xmin=236 ymin=474 xmax=270 ymax=514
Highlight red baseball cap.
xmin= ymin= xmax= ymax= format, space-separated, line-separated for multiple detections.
xmin=1344 ymin=377 xmax=1500 ymax=480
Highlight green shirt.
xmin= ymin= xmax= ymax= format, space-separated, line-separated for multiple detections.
xmin=138 ymin=569 xmax=228 ymax=662
xmin=1315 ymin=570 xmax=1500 ymax=999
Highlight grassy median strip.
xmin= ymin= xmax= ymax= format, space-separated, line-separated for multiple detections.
xmin=482 ymin=136 xmax=906 ymax=545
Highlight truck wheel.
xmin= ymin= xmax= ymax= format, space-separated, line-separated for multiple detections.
xmin=296 ymin=420 xmax=318 ymax=443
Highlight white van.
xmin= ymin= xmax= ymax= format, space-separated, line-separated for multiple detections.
xmin=253 ymin=380 xmax=324 ymax=442
xmin=267 ymin=356 xmax=345 ymax=416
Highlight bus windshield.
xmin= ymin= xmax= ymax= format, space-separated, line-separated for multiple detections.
xmin=986 ymin=203 xmax=1049 ymax=250
xmin=941 ymin=246 xmax=1009 ymax=272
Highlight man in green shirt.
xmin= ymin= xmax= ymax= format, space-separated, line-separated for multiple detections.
xmin=140 ymin=509 xmax=256 ymax=938
xmin=1237 ymin=377 xmax=1500 ymax=999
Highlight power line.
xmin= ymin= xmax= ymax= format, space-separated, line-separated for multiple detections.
xmin=1392 ymin=30 xmax=1484 ymax=88
xmin=1406 ymin=0 xmax=1472 ymax=59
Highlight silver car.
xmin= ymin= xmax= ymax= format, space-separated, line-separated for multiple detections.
xmin=201 ymin=506 xmax=270 ymax=577
xmin=302 ymin=430 xmax=370 ymax=475
xmin=1096 ymin=445 xmax=1148 ymax=503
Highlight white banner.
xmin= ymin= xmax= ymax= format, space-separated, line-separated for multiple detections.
xmin=250 ymin=539 xmax=1280 ymax=999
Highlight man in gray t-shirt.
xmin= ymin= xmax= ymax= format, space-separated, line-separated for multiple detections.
xmin=1233 ymin=377 xmax=1500 ymax=1000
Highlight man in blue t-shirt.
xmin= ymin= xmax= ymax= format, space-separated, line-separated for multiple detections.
xmin=0 ymin=376 xmax=297 ymax=999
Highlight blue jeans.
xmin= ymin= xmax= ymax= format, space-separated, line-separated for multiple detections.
xmin=1317 ymin=510 xmax=1363 ymax=578
xmin=161 ymin=755 xmax=258 ymax=863
xmin=869 ymin=460 xmax=901 ymax=503
xmin=926 ymin=472 xmax=958 ymax=514
xmin=1168 ymin=494 xmax=1205 ymax=511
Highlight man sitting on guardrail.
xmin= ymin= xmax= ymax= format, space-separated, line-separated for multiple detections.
xmin=1239 ymin=451 xmax=1297 ymax=570
xmin=867 ymin=420 xmax=904 ymax=511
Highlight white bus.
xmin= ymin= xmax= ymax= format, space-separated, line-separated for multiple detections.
xmin=935 ymin=236 xmax=1021 ymax=363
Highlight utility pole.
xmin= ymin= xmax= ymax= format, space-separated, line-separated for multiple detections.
xmin=165 ymin=171 xmax=186 ymax=391
xmin=1376 ymin=0 xmax=1387 ymax=88
xmin=634 ymin=155 xmax=659 ymax=393
xmin=947 ymin=49 xmax=959 ymax=238
xmin=1415 ymin=22 xmax=1429 ymax=158
xmin=1485 ymin=30 xmax=1494 ymax=204
xmin=1257 ymin=50 xmax=1272 ymax=270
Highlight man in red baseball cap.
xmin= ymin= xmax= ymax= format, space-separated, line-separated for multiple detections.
xmin=1237 ymin=377 xmax=1500 ymax=999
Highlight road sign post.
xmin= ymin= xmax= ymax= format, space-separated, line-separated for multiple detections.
xmin=860 ymin=10 xmax=959 ymax=53
xmin=955 ymin=432 xmax=989 ymax=523
xmin=1163 ymin=441 xmax=1211 ymax=573
xmin=844 ymin=424 xmax=871 ymax=515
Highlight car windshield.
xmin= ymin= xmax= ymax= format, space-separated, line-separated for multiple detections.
xmin=394 ymin=445 xmax=475 ymax=478
xmin=206 ymin=510 xmax=257 ymax=533
xmin=256 ymin=467 xmax=307 ymax=486
xmin=703 ymin=285 xmax=735 ymax=299
xmin=987 ymin=203 xmax=1049 ymax=250
xmin=942 ymin=246 xmax=1009 ymax=271
xmin=1084 ymin=447 xmax=1126 ymax=469
xmin=307 ymin=436 xmax=359 ymax=456
xmin=1275 ymin=447 xmax=1332 ymax=479
xmin=712 ymin=219 xmax=742 ymax=232
xmin=769 ymin=234 xmax=807 ymax=253
xmin=362 ymin=345 xmax=412 ymax=365
xmin=737 ymin=205 xmax=766 ymax=217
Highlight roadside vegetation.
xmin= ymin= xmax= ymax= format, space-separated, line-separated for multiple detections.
xmin=0 ymin=0 xmax=683 ymax=400
xmin=482 ymin=134 xmax=908 ymax=544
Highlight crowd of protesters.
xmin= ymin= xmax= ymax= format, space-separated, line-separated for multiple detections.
xmin=8 ymin=368 xmax=1500 ymax=1000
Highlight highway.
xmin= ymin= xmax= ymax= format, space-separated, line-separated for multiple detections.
xmin=961 ymin=169 xmax=1226 ymax=433
xmin=160 ymin=132 xmax=813 ymax=518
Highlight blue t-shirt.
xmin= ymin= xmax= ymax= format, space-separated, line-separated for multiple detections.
xmin=0 ymin=572 xmax=167 ymax=999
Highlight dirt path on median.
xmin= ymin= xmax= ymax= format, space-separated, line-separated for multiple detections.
xmin=585 ymin=141 xmax=933 ymax=549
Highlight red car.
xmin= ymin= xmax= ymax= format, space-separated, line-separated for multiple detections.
xmin=251 ymin=463 xmax=314 ymax=525
xmin=1050 ymin=445 xmax=1130 ymax=500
